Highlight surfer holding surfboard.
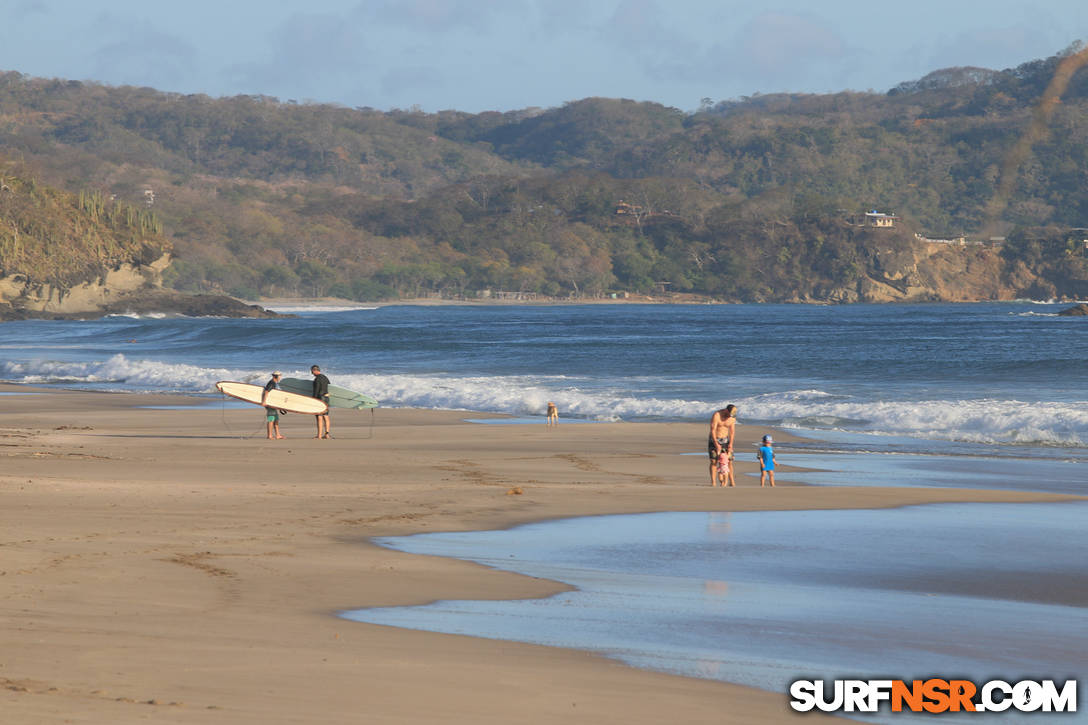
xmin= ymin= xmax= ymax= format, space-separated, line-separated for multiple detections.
xmin=217 ymin=370 xmax=377 ymax=440
xmin=261 ymin=371 xmax=286 ymax=440
xmin=311 ymin=365 xmax=332 ymax=439
xmin=215 ymin=382 xmax=328 ymax=420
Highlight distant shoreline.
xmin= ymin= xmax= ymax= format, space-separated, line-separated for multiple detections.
xmin=249 ymin=295 xmax=1086 ymax=310
xmin=249 ymin=294 xmax=719 ymax=308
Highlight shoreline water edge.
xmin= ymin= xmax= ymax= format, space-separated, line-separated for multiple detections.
xmin=1 ymin=302 xmax=1084 ymax=722
xmin=0 ymin=383 xmax=1083 ymax=724
xmin=348 ymin=502 xmax=1088 ymax=725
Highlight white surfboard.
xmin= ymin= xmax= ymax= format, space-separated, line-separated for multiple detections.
xmin=215 ymin=381 xmax=328 ymax=415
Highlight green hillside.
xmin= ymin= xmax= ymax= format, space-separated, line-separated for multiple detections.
xmin=1 ymin=45 xmax=1088 ymax=302
xmin=0 ymin=161 xmax=169 ymax=290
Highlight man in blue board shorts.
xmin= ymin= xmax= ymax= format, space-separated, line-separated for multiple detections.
xmin=261 ymin=371 xmax=285 ymax=440
xmin=311 ymin=365 xmax=331 ymax=439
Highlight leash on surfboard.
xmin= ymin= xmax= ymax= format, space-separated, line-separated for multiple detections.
xmin=358 ymin=406 xmax=376 ymax=439
xmin=217 ymin=392 xmax=261 ymax=439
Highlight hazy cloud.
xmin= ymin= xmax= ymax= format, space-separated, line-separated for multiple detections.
xmin=380 ymin=66 xmax=445 ymax=100
xmin=730 ymin=12 xmax=847 ymax=83
xmin=921 ymin=25 xmax=1064 ymax=74
xmin=527 ymin=0 xmax=600 ymax=36
xmin=231 ymin=12 xmax=372 ymax=102
xmin=11 ymin=0 xmax=49 ymax=21
xmin=364 ymin=0 xmax=522 ymax=32
xmin=599 ymin=0 xmax=704 ymax=83
xmin=85 ymin=18 xmax=198 ymax=91
xmin=605 ymin=0 xmax=663 ymax=41
xmin=2 ymin=0 xmax=1086 ymax=112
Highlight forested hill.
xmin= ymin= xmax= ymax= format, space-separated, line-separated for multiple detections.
xmin=0 ymin=166 xmax=169 ymax=288
xmin=1 ymin=45 xmax=1088 ymax=303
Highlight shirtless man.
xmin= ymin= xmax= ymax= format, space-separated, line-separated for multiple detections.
xmin=707 ymin=404 xmax=737 ymax=487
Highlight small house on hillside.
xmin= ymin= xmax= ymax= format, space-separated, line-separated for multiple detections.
xmin=865 ymin=210 xmax=898 ymax=228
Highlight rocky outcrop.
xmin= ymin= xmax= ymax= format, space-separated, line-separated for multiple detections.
xmin=99 ymin=290 xmax=288 ymax=318
xmin=0 ymin=254 xmax=288 ymax=320
xmin=0 ymin=255 xmax=171 ymax=314
xmin=0 ymin=289 xmax=287 ymax=320
xmin=817 ymin=241 xmax=1063 ymax=303
xmin=1059 ymin=303 xmax=1088 ymax=316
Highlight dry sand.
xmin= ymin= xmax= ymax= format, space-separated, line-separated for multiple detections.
xmin=1 ymin=384 xmax=1080 ymax=724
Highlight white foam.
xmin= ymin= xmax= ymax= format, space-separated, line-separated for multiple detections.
xmin=259 ymin=305 xmax=379 ymax=313
xmin=3 ymin=356 xmax=1085 ymax=447
xmin=331 ymin=373 xmax=1088 ymax=447
xmin=105 ymin=313 xmax=169 ymax=320
xmin=0 ymin=354 xmax=259 ymax=392
xmin=750 ymin=395 xmax=1088 ymax=447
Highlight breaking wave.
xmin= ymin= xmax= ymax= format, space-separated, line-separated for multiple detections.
xmin=2 ymin=355 xmax=1085 ymax=448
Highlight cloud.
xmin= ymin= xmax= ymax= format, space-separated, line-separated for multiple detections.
xmin=229 ymin=11 xmax=372 ymax=102
xmin=597 ymin=0 xmax=704 ymax=82
xmin=85 ymin=21 xmax=199 ymax=91
xmin=584 ymin=4 xmax=852 ymax=97
xmin=921 ymin=24 xmax=1064 ymax=73
xmin=11 ymin=0 xmax=48 ymax=21
xmin=526 ymin=0 xmax=599 ymax=35
xmin=724 ymin=11 xmax=847 ymax=85
xmin=364 ymin=0 xmax=524 ymax=32
xmin=604 ymin=0 xmax=664 ymax=42
xmin=380 ymin=66 xmax=445 ymax=100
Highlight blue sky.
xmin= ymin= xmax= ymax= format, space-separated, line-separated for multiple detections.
xmin=2 ymin=1 xmax=1087 ymax=112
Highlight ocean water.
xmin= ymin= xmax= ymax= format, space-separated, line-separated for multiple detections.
xmin=0 ymin=302 xmax=1085 ymax=461
xmin=346 ymin=504 xmax=1088 ymax=724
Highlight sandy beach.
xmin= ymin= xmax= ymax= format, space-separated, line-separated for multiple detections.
xmin=1 ymin=383 xmax=1081 ymax=724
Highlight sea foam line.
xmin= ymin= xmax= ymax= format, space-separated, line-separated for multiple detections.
xmin=2 ymin=355 xmax=1085 ymax=447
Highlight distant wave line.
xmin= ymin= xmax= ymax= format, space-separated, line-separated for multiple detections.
xmin=1 ymin=355 xmax=1084 ymax=447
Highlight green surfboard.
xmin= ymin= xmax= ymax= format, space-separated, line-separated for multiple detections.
xmin=278 ymin=377 xmax=379 ymax=410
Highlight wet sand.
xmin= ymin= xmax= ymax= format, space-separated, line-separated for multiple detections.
xmin=1 ymin=383 xmax=1081 ymax=724
xmin=351 ymin=504 xmax=1088 ymax=710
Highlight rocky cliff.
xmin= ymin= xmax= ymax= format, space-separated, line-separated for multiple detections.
xmin=0 ymin=256 xmax=285 ymax=320
xmin=803 ymin=239 xmax=1077 ymax=304
xmin=0 ymin=254 xmax=171 ymax=314
xmin=0 ymin=169 xmax=286 ymax=320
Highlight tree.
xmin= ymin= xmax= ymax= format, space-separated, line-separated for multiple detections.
xmin=295 ymin=260 xmax=337 ymax=297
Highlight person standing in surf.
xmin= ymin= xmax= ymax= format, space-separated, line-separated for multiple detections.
xmin=261 ymin=371 xmax=285 ymax=440
xmin=311 ymin=365 xmax=332 ymax=439
xmin=707 ymin=404 xmax=737 ymax=487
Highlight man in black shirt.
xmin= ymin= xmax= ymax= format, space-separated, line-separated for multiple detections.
xmin=311 ymin=365 xmax=332 ymax=439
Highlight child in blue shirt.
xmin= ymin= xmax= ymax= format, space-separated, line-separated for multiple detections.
xmin=758 ymin=434 xmax=776 ymax=487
